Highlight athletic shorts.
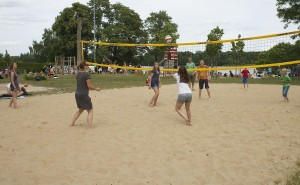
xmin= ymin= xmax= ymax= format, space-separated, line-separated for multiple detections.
xmin=199 ymin=79 xmax=209 ymax=89
xmin=75 ymin=93 xmax=93 ymax=110
xmin=282 ymin=86 xmax=290 ymax=97
xmin=10 ymin=84 xmax=20 ymax=92
xmin=189 ymin=75 xmax=195 ymax=83
xmin=177 ymin=93 xmax=192 ymax=104
xmin=242 ymin=77 xmax=249 ymax=84
xmin=151 ymin=82 xmax=159 ymax=89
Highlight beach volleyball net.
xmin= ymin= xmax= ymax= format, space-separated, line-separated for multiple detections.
xmin=82 ymin=30 xmax=300 ymax=72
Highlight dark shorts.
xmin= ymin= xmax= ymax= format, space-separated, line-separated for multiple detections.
xmin=151 ymin=82 xmax=159 ymax=89
xmin=199 ymin=79 xmax=209 ymax=89
xmin=10 ymin=84 xmax=20 ymax=92
xmin=242 ymin=77 xmax=249 ymax=84
xmin=75 ymin=93 xmax=93 ymax=110
xmin=282 ymin=86 xmax=290 ymax=97
xmin=189 ymin=75 xmax=195 ymax=83
xmin=177 ymin=93 xmax=192 ymax=104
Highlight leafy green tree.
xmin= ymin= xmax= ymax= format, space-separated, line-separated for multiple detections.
xmin=31 ymin=40 xmax=46 ymax=63
xmin=205 ymin=26 xmax=224 ymax=67
xmin=177 ymin=51 xmax=194 ymax=66
xmin=277 ymin=0 xmax=300 ymax=29
xmin=4 ymin=50 xmax=11 ymax=63
xmin=277 ymin=0 xmax=300 ymax=38
xmin=41 ymin=28 xmax=58 ymax=62
xmin=257 ymin=42 xmax=299 ymax=64
xmin=28 ymin=2 xmax=93 ymax=63
xmin=144 ymin=11 xmax=179 ymax=61
xmin=52 ymin=2 xmax=93 ymax=58
xmin=87 ymin=0 xmax=111 ymax=62
xmin=101 ymin=3 xmax=147 ymax=64
xmin=231 ymin=34 xmax=245 ymax=66
xmin=0 ymin=53 xmax=4 ymax=62
xmin=19 ymin=53 xmax=35 ymax=63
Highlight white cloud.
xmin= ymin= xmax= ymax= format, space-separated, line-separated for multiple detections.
xmin=0 ymin=0 xmax=24 ymax=8
xmin=0 ymin=41 xmax=20 ymax=46
xmin=0 ymin=0 xmax=298 ymax=55
xmin=0 ymin=13 xmax=47 ymax=25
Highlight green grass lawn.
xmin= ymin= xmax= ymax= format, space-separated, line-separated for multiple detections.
xmin=275 ymin=161 xmax=300 ymax=185
xmin=210 ymin=76 xmax=300 ymax=85
xmin=1 ymin=74 xmax=299 ymax=94
xmin=0 ymin=74 xmax=175 ymax=94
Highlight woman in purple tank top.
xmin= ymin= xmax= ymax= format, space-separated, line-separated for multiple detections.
xmin=9 ymin=63 xmax=20 ymax=108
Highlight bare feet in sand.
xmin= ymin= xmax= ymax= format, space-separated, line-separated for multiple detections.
xmin=185 ymin=120 xmax=192 ymax=126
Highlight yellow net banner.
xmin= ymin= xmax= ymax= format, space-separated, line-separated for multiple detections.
xmin=82 ymin=30 xmax=300 ymax=47
xmin=87 ymin=60 xmax=300 ymax=72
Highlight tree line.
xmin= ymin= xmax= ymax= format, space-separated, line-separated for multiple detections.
xmin=0 ymin=0 xmax=299 ymax=67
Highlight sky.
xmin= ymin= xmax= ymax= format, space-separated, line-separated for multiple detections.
xmin=0 ymin=0 xmax=298 ymax=56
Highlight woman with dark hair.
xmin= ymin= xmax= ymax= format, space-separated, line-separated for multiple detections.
xmin=148 ymin=62 xmax=161 ymax=107
xmin=173 ymin=66 xmax=192 ymax=126
xmin=70 ymin=61 xmax=100 ymax=128
xmin=9 ymin=63 xmax=20 ymax=108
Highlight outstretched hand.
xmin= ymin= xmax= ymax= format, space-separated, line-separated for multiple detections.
xmin=95 ymin=87 xmax=101 ymax=91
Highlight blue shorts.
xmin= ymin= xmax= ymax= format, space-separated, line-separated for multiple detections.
xmin=242 ymin=77 xmax=249 ymax=84
xmin=151 ymin=82 xmax=159 ymax=89
xmin=177 ymin=93 xmax=192 ymax=104
xmin=10 ymin=83 xmax=20 ymax=91
xmin=282 ymin=86 xmax=290 ymax=97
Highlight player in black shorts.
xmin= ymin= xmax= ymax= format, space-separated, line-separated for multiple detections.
xmin=197 ymin=60 xmax=211 ymax=99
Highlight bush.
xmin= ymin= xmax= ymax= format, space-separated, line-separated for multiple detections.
xmin=24 ymin=73 xmax=47 ymax=81
xmin=0 ymin=62 xmax=46 ymax=74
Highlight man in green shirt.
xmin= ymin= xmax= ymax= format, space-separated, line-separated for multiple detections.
xmin=185 ymin=57 xmax=196 ymax=91
xmin=280 ymin=68 xmax=291 ymax=103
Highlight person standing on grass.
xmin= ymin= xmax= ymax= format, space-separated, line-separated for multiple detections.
xmin=9 ymin=63 xmax=20 ymax=108
xmin=280 ymin=68 xmax=291 ymax=103
xmin=241 ymin=68 xmax=250 ymax=89
xmin=173 ymin=66 xmax=192 ymax=126
xmin=185 ymin=57 xmax=196 ymax=91
xmin=197 ymin=60 xmax=211 ymax=99
xmin=70 ymin=61 xmax=100 ymax=128
xmin=148 ymin=62 xmax=161 ymax=107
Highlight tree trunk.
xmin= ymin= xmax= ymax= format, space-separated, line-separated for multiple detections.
xmin=76 ymin=17 xmax=82 ymax=66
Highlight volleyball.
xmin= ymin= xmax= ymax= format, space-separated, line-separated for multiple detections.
xmin=24 ymin=83 xmax=29 ymax=87
xmin=165 ymin=35 xmax=172 ymax=43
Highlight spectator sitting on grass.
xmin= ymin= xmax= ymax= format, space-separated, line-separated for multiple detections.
xmin=0 ymin=83 xmax=32 ymax=98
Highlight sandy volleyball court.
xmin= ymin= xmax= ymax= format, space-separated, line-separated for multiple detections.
xmin=0 ymin=83 xmax=299 ymax=185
